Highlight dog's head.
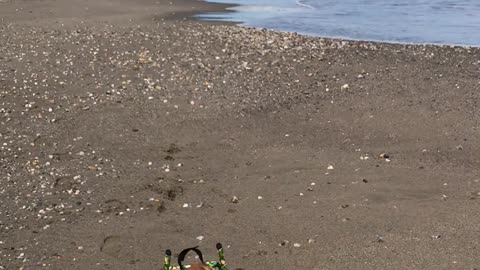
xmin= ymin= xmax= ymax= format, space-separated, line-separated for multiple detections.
xmin=189 ymin=260 xmax=213 ymax=270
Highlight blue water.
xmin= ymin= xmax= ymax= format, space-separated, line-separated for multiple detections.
xmin=197 ymin=0 xmax=480 ymax=46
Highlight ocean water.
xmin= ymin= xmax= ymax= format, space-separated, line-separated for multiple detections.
xmin=197 ymin=0 xmax=480 ymax=46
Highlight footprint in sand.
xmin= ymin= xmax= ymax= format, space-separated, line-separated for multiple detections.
xmin=100 ymin=235 xmax=135 ymax=261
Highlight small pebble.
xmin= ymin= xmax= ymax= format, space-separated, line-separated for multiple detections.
xmin=279 ymin=240 xmax=289 ymax=247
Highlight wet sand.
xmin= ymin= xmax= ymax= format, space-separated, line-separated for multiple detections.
xmin=1 ymin=0 xmax=480 ymax=269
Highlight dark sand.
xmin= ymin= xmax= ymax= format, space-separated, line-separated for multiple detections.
xmin=1 ymin=0 xmax=480 ymax=269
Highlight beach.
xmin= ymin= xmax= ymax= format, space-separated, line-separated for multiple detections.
xmin=1 ymin=0 xmax=480 ymax=269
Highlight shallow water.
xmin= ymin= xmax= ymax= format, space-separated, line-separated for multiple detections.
xmin=198 ymin=0 xmax=480 ymax=46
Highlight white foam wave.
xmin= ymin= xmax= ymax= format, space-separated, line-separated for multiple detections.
xmin=296 ymin=0 xmax=315 ymax=10
xmin=230 ymin=5 xmax=300 ymax=12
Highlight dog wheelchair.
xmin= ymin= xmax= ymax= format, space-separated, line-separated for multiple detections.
xmin=163 ymin=243 xmax=228 ymax=270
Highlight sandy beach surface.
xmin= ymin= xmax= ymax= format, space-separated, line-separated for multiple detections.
xmin=1 ymin=0 xmax=480 ymax=269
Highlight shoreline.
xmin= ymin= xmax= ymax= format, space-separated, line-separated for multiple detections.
xmin=1 ymin=0 xmax=477 ymax=49
xmin=196 ymin=0 xmax=480 ymax=48
xmin=1 ymin=1 xmax=480 ymax=269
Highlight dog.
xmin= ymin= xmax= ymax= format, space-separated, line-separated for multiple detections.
xmin=189 ymin=260 xmax=213 ymax=270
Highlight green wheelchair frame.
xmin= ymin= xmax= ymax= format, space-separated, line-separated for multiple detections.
xmin=163 ymin=243 xmax=228 ymax=270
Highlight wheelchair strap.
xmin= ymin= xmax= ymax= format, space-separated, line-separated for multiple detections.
xmin=178 ymin=246 xmax=205 ymax=270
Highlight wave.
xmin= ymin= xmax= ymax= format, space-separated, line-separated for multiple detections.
xmin=231 ymin=5 xmax=303 ymax=12
xmin=295 ymin=0 xmax=315 ymax=10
